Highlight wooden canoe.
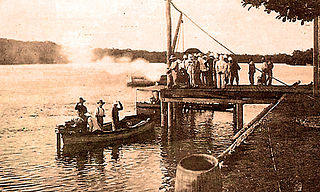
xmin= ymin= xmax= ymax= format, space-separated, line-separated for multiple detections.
xmin=56 ymin=115 xmax=155 ymax=144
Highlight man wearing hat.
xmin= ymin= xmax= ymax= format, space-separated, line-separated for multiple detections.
xmin=185 ymin=54 xmax=195 ymax=87
xmin=112 ymin=101 xmax=123 ymax=131
xmin=95 ymin=99 xmax=106 ymax=129
xmin=75 ymin=97 xmax=88 ymax=119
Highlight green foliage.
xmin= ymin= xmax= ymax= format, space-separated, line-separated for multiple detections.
xmin=242 ymin=0 xmax=320 ymax=24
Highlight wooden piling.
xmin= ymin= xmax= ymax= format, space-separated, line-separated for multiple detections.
xmin=233 ymin=105 xmax=237 ymax=129
xmin=236 ymin=104 xmax=244 ymax=131
xmin=314 ymin=16 xmax=320 ymax=97
xmin=161 ymin=101 xmax=167 ymax=127
xmin=168 ymin=102 xmax=173 ymax=128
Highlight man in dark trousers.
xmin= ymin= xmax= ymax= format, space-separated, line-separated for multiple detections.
xmin=112 ymin=101 xmax=123 ymax=131
xmin=75 ymin=97 xmax=87 ymax=119
xmin=95 ymin=99 xmax=106 ymax=129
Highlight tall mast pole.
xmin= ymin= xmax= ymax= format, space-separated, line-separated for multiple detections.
xmin=166 ymin=0 xmax=172 ymax=67
xmin=313 ymin=16 xmax=320 ymax=97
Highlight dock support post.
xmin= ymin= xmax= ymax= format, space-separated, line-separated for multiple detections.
xmin=161 ymin=101 xmax=167 ymax=127
xmin=233 ymin=105 xmax=237 ymax=129
xmin=313 ymin=16 xmax=320 ymax=97
xmin=236 ymin=104 xmax=244 ymax=131
xmin=168 ymin=102 xmax=173 ymax=128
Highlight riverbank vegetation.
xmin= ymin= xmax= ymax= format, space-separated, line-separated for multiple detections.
xmin=0 ymin=38 xmax=68 ymax=64
xmin=0 ymin=38 xmax=312 ymax=65
xmin=93 ymin=47 xmax=313 ymax=65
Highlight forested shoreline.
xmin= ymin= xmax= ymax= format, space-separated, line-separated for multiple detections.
xmin=93 ymin=47 xmax=313 ymax=65
xmin=0 ymin=38 xmax=313 ymax=65
xmin=0 ymin=38 xmax=68 ymax=64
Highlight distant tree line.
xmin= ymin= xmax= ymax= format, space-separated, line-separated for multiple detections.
xmin=92 ymin=48 xmax=167 ymax=63
xmin=92 ymin=47 xmax=313 ymax=65
xmin=0 ymin=38 xmax=68 ymax=64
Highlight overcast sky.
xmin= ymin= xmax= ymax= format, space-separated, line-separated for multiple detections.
xmin=0 ymin=0 xmax=313 ymax=54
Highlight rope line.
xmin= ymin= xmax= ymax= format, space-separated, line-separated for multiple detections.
xmin=170 ymin=1 xmax=289 ymax=86
xmin=170 ymin=1 xmax=235 ymax=55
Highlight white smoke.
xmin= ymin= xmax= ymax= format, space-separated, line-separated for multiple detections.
xmin=63 ymin=45 xmax=167 ymax=82
xmin=94 ymin=56 xmax=167 ymax=81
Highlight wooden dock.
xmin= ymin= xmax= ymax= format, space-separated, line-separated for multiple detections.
xmin=159 ymin=85 xmax=313 ymax=130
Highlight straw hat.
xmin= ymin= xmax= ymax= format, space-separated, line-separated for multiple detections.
xmin=79 ymin=97 xmax=86 ymax=102
xmin=97 ymin=99 xmax=105 ymax=105
xmin=228 ymin=57 xmax=233 ymax=61
xmin=169 ymin=55 xmax=176 ymax=61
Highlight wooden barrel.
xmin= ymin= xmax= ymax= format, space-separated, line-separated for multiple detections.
xmin=175 ymin=154 xmax=222 ymax=192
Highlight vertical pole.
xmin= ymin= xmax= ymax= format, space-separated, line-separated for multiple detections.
xmin=168 ymin=102 xmax=173 ymax=128
xmin=233 ymin=104 xmax=237 ymax=130
xmin=313 ymin=16 xmax=320 ymax=97
xmin=166 ymin=0 xmax=172 ymax=67
xmin=236 ymin=104 xmax=244 ymax=131
xmin=172 ymin=13 xmax=183 ymax=53
xmin=161 ymin=101 xmax=167 ymax=127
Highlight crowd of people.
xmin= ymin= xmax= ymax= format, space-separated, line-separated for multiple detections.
xmin=74 ymin=97 xmax=123 ymax=132
xmin=167 ymin=52 xmax=274 ymax=88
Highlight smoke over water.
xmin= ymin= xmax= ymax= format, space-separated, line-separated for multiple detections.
xmin=63 ymin=46 xmax=167 ymax=82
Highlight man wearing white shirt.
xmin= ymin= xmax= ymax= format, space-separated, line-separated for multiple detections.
xmin=95 ymin=99 xmax=106 ymax=129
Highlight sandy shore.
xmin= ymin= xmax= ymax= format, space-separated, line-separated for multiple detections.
xmin=221 ymin=93 xmax=320 ymax=191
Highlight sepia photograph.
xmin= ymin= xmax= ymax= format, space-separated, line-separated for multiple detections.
xmin=0 ymin=0 xmax=319 ymax=191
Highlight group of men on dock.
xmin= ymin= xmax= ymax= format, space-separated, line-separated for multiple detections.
xmin=167 ymin=53 xmax=274 ymax=88
xmin=74 ymin=97 xmax=123 ymax=132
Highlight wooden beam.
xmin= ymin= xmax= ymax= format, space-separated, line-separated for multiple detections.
xmin=162 ymin=97 xmax=276 ymax=104
xmin=314 ymin=16 xmax=320 ymax=96
xmin=236 ymin=104 xmax=244 ymax=131
xmin=172 ymin=13 xmax=183 ymax=53
xmin=166 ymin=0 xmax=172 ymax=67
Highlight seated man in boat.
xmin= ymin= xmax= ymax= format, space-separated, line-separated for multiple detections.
xmin=75 ymin=97 xmax=88 ymax=120
xmin=150 ymin=91 xmax=160 ymax=104
xmin=95 ymin=99 xmax=106 ymax=129
xmin=112 ymin=101 xmax=124 ymax=131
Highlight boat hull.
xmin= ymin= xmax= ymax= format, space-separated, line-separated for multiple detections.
xmin=57 ymin=115 xmax=155 ymax=144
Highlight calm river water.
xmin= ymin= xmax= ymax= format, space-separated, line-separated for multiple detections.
xmin=0 ymin=63 xmax=312 ymax=191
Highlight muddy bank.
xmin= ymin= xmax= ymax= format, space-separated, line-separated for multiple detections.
xmin=221 ymin=94 xmax=320 ymax=191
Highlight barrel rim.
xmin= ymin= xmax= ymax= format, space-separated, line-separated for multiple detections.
xmin=177 ymin=154 xmax=219 ymax=174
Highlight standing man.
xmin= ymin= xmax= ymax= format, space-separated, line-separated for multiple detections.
xmin=266 ymin=58 xmax=274 ymax=85
xmin=95 ymin=99 xmax=106 ymax=129
xmin=194 ymin=53 xmax=201 ymax=87
xmin=185 ymin=54 xmax=195 ymax=87
xmin=229 ymin=57 xmax=241 ymax=85
xmin=112 ymin=101 xmax=123 ymax=131
xmin=75 ymin=97 xmax=88 ymax=120
xmin=216 ymin=55 xmax=228 ymax=88
xmin=169 ymin=55 xmax=179 ymax=88
xmin=206 ymin=53 xmax=215 ymax=86
xmin=248 ymin=58 xmax=256 ymax=85
xmin=199 ymin=54 xmax=208 ymax=86
xmin=261 ymin=56 xmax=268 ymax=85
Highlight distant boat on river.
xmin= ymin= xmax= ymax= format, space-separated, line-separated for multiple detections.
xmin=127 ymin=75 xmax=156 ymax=87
